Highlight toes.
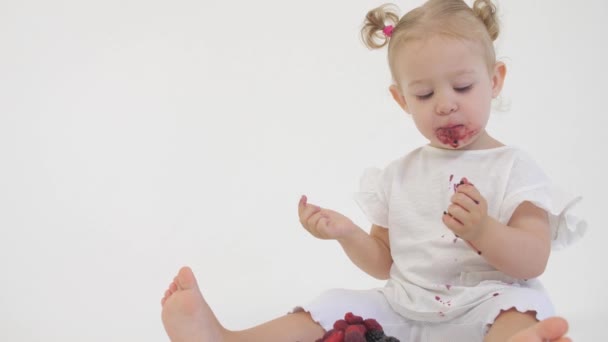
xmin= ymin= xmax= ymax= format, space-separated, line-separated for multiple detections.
xmin=509 ymin=317 xmax=570 ymax=342
xmin=161 ymin=290 xmax=171 ymax=306
xmin=544 ymin=317 xmax=568 ymax=338
xmin=176 ymin=266 xmax=198 ymax=290
xmin=536 ymin=317 xmax=569 ymax=339
xmin=161 ymin=267 xmax=199 ymax=308
xmin=161 ymin=281 xmax=177 ymax=306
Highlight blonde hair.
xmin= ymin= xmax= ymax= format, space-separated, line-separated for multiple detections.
xmin=361 ymin=0 xmax=500 ymax=78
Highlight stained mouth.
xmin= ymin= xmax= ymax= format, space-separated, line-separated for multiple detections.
xmin=436 ymin=125 xmax=467 ymax=148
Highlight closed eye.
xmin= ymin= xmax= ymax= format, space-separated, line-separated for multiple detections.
xmin=416 ymin=92 xmax=433 ymax=100
xmin=455 ymin=85 xmax=472 ymax=93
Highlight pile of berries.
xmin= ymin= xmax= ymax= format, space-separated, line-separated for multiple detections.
xmin=316 ymin=312 xmax=400 ymax=342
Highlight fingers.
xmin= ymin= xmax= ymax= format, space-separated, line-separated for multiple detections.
xmin=443 ymin=178 xmax=486 ymax=238
xmin=448 ymin=181 xmax=484 ymax=223
xmin=442 ymin=210 xmax=464 ymax=231
xmin=445 ymin=204 xmax=468 ymax=224
xmin=298 ymin=195 xmax=329 ymax=237
xmin=453 ymin=183 xmax=481 ymax=207
xmin=298 ymin=195 xmax=321 ymax=222
xmin=450 ymin=192 xmax=478 ymax=213
xmin=297 ymin=195 xmax=307 ymax=216
xmin=307 ymin=209 xmax=327 ymax=231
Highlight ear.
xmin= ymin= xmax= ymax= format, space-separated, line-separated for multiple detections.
xmin=491 ymin=62 xmax=507 ymax=98
xmin=389 ymin=84 xmax=410 ymax=113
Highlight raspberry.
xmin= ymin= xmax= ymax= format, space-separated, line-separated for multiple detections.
xmin=325 ymin=312 xmax=400 ymax=342
xmin=344 ymin=329 xmax=366 ymax=342
xmin=363 ymin=318 xmax=383 ymax=332
xmin=344 ymin=324 xmax=367 ymax=342
xmin=333 ymin=319 xmax=349 ymax=331
xmin=317 ymin=329 xmax=344 ymax=342
xmin=344 ymin=312 xmax=364 ymax=324
xmin=346 ymin=324 xmax=367 ymax=335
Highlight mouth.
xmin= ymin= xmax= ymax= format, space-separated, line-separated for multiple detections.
xmin=435 ymin=125 xmax=468 ymax=148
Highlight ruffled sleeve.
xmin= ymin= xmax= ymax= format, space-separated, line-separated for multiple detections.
xmin=498 ymin=152 xmax=587 ymax=250
xmin=498 ymin=184 xmax=587 ymax=249
xmin=353 ymin=167 xmax=389 ymax=228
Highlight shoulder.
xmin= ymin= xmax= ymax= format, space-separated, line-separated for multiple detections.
xmin=508 ymin=147 xmax=548 ymax=180
xmin=474 ymin=146 xmax=545 ymax=174
xmin=497 ymin=147 xmax=551 ymax=194
xmin=359 ymin=147 xmax=425 ymax=188
xmin=382 ymin=146 xmax=425 ymax=173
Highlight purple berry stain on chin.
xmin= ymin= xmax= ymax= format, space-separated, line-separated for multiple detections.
xmin=436 ymin=125 xmax=468 ymax=148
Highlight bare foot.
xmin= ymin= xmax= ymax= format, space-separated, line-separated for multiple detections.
xmin=161 ymin=266 xmax=225 ymax=342
xmin=507 ymin=317 xmax=571 ymax=342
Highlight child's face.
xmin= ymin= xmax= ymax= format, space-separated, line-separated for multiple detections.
xmin=390 ymin=36 xmax=504 ymax=150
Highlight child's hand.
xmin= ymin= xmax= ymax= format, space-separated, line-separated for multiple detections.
xmin=442 ymin=178 xmax=488 ymax=241
xmin=298 ymin=195 xmax=358 ymax=240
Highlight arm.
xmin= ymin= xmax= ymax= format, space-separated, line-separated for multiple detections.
xmin=444 ymin=181 xmax=551 ymax=279
xmin=468 ymin=201 xmax=551 ymax=279
xmin=298 ymin=196 xmax=393 ymax=280
xmin=337 ymin=224 xmax=393 ymax=280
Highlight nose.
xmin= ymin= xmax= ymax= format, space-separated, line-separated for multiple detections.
xmin=435 ymin=93 xmax=458 ymax=115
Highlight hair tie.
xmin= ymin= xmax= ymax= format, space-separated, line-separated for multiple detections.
xmin=382 ymin=25 xmax=394 ymax=38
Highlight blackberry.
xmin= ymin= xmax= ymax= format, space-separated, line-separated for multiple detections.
xmin=365 ymin=329 xmax=386 ymax=342
xmin=380 ymin=337 xmax=400 ymax=342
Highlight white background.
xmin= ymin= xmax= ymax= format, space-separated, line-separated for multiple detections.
xmin=1 ymin=0 xmax=606 ymax=341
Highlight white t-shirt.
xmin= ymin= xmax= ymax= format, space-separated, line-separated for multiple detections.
xmin=353 ymin=145 xmax=586 ymax=322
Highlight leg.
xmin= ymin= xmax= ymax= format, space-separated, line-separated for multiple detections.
xmin=161 ymin=266 xmax=325 ymax=342
xmin=227 ymin=312 xmax=325 ymax=342
xmin=485 ymin=308 xmax=570 ymax=342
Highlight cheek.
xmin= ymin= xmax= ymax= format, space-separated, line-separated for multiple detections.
xmin=464 ymin=91 xmax=492 ymax=122
xmin=411 ymin=111 xmax=431 ymax=130
xmin=412 ymin=115 xmax=436 ymax=138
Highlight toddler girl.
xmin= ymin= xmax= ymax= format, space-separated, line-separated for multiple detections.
xmin=160 ymin=0 xmax=586 ymax=341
